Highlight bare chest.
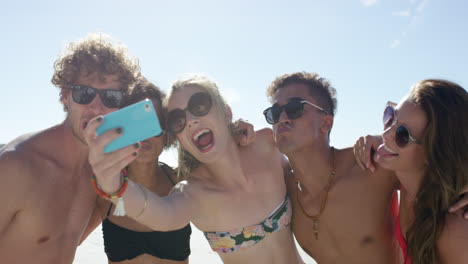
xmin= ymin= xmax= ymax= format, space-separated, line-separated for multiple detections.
xmin=20 ymin=168 xmax=96 ymax=247
xmin=289 ymin=180 xmax=397 ymax=262
xmin=193 ymin=185 xmax=286 ymax=232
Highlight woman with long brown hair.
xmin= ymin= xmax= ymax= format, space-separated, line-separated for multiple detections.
xmin=356 ymin=79 xmax=468 ymax=264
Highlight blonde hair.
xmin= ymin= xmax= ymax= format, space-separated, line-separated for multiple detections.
xmin=165 ymin=75 xmax=237 ymax=180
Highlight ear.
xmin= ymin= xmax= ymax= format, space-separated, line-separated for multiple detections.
xmin=61 ymin=89 xmax=71 ymax=112
xmin=224 ymin=104 xmax=233 ymax=123
xmin=320 ymin=115 xmax=334 ymax=134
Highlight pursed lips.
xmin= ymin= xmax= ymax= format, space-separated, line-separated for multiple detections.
xmin=276 ymin=124 xmax=293 ymax=135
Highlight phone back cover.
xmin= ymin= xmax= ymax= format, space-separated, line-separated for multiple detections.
xmin=96 ymin=99 xmax=162 ymax=153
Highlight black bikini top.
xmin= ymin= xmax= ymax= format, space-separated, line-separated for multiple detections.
xmin=102 ymin=162 xmax=191 ymax=262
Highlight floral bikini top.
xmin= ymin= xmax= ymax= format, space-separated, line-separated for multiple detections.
xmin=203 ymin=196 xmax=292 ymax=253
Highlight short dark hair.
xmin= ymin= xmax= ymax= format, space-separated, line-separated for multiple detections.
xmin=266 ymin=72 xmax=337 ymax=116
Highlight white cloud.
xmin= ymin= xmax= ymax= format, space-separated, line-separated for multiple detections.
xmin=360 ymin=0 xmax=378 ymax=7
xmin=392 ymin=10 xmax=411 ymax=17
xmin=389 ymin=39 xmax=401 ymax=48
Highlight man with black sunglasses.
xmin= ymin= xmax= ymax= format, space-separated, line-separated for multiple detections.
xmin=264 ymin=72 xmax=402 ymax=263
xmin=0 ymin=33 xmax=140 ymax=263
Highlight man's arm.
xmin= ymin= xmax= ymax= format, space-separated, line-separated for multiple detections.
xmin=79 ymin=198 xmax=106 ymax=245
xmin=0 ymin=151 xmax=29 ymax=239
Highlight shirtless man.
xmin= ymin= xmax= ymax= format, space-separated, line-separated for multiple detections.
xmin=0 ymin=33 xmax=140 ymax=263
xmin=263 ymin=72 xmax=401 ymax=263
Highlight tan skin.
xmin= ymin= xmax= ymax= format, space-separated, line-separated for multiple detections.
xmin=272 ymin=83 xmax=402 ymax=264
xmin=371 ymin=97 xmax=468 ymax=263
xmin=96 ymin=99 xmax=189 ymax=264
xmin=85 ymin=85 xmax=303 ymax=264
xmin=0 ymin=74 xmax=122 ymax=263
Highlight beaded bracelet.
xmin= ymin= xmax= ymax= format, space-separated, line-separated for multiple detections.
xmin=90 ymin=169 xmax=129 ymax=216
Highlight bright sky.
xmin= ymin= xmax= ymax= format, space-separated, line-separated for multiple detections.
xmin=2 ymin=0 xmax=467 ymax=165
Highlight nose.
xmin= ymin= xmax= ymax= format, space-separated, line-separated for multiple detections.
xmin=382 ymin=125 xmax=395 ymax=143
xmin=88 ymin=94 xmax=110 ymax=115
xmin=277 ymin=109 xmax=291 ymax=125
xmin=186 ymin=111 xmax=199 ymax=129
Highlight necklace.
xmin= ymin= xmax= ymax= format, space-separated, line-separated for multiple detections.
xmin=295 ymin=147 xmax=335 ymax=240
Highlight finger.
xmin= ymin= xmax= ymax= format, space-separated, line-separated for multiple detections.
xmin=464 ymin=210 xmax=468 ymax=219
xmin=354 ymin=138 xmax=366 ymax=170
xmin=91 ymin=143 xmax=140 ymax=175
xmin=448 ymin=195 xmax=468 ymax=213
xmin=94 ymin=127 xmax=126 ymax=151
xmin=88 ymin=128 xmax=127 ymax=170
xmin=84 ymin=115 xmax=104 ymax=144
xmin=100 ymin=152 xmax=139 ymax=179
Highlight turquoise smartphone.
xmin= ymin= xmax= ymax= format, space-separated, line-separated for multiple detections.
xmin=96 ymin=99 xmax=163 ymax=153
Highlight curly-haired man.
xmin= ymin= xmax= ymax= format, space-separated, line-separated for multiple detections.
xmin=0 ymin=33 xmax=140 ymax=263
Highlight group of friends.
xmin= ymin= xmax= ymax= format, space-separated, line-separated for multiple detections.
xmin=0 ymin=33 xmax=467 ymax=264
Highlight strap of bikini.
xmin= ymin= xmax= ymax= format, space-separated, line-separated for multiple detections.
xmin=159 ymin=162 xmax=176 ymax=186
xmin=106 ymin=203 xmax=113 ymax=217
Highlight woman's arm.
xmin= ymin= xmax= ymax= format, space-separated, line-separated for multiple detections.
xmin=83 ymin=116 xmax=192 ymax=232
xmin=116 ymin=180 xmax=193 ymax=231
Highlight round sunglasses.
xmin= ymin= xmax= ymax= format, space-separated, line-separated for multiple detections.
xmin=263 ymin=97 xmax=329 ymax=125
xmin=166 ymin=92 xmax=212 ymax=134
xmin=69 ymin=85 xmax=124 ymax=108
xmin=383 ymin=103 xmax=421 ymax=148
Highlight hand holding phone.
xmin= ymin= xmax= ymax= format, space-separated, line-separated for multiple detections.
xmin=96 ymin=99 xmax=163 ymax=153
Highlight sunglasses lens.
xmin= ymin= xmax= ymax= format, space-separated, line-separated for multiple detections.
xmin=383 ymin=106 xmax=394 ymax=130
xmin=188 ymin=92 xmax=212 ymax=116
xmin=285 ymin=101 xmax=304 ymax=120
xmin=263 ymin=107 xmax=276 ymax=124
xmin=102 ymin=90 xmax=124 ymax=108
xmin=395 ymin=126 xmax=410 ymax=147
xmin=72 ymin=86 xmax=96 ymax=105
xmin=167 ymin=109 xmax=186 ymax=133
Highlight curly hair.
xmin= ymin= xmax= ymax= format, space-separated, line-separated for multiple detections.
xmin=51 ymin=33 xmax=140 ymax=110
xmin=406 ymin=79 xmax=468 ymax=264
xmin=266 ymin=71 xmax=337 ymax=117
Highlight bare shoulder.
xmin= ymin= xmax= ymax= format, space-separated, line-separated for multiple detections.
xmin=254 ymin=127 xmax=275 ymax=146
xmin=339 ymin=147 xmax=398 ymax=186
xmin=437 ymin=212 xmax=468 ymax=263
xmin=253 ymin=127 xmax=282 ymax=157
xmin=0 ymin=142 xmax=36 ymax=183
xmin=0 ymin=142 xmax=38 ymax=221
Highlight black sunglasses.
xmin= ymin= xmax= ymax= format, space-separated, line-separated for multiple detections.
xmin=69 ymin=85 xmax=125 ymax=108
xmin=166 ymin=92 xmax=212 ymax=134
xmin=263 ymin=97 xmax=329 ymax=125
xmin=383 ymin=103 xmax=421 ymax=148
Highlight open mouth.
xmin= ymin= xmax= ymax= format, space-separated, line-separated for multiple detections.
xmin=192 ymin=128 xmax=214 ymax=153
